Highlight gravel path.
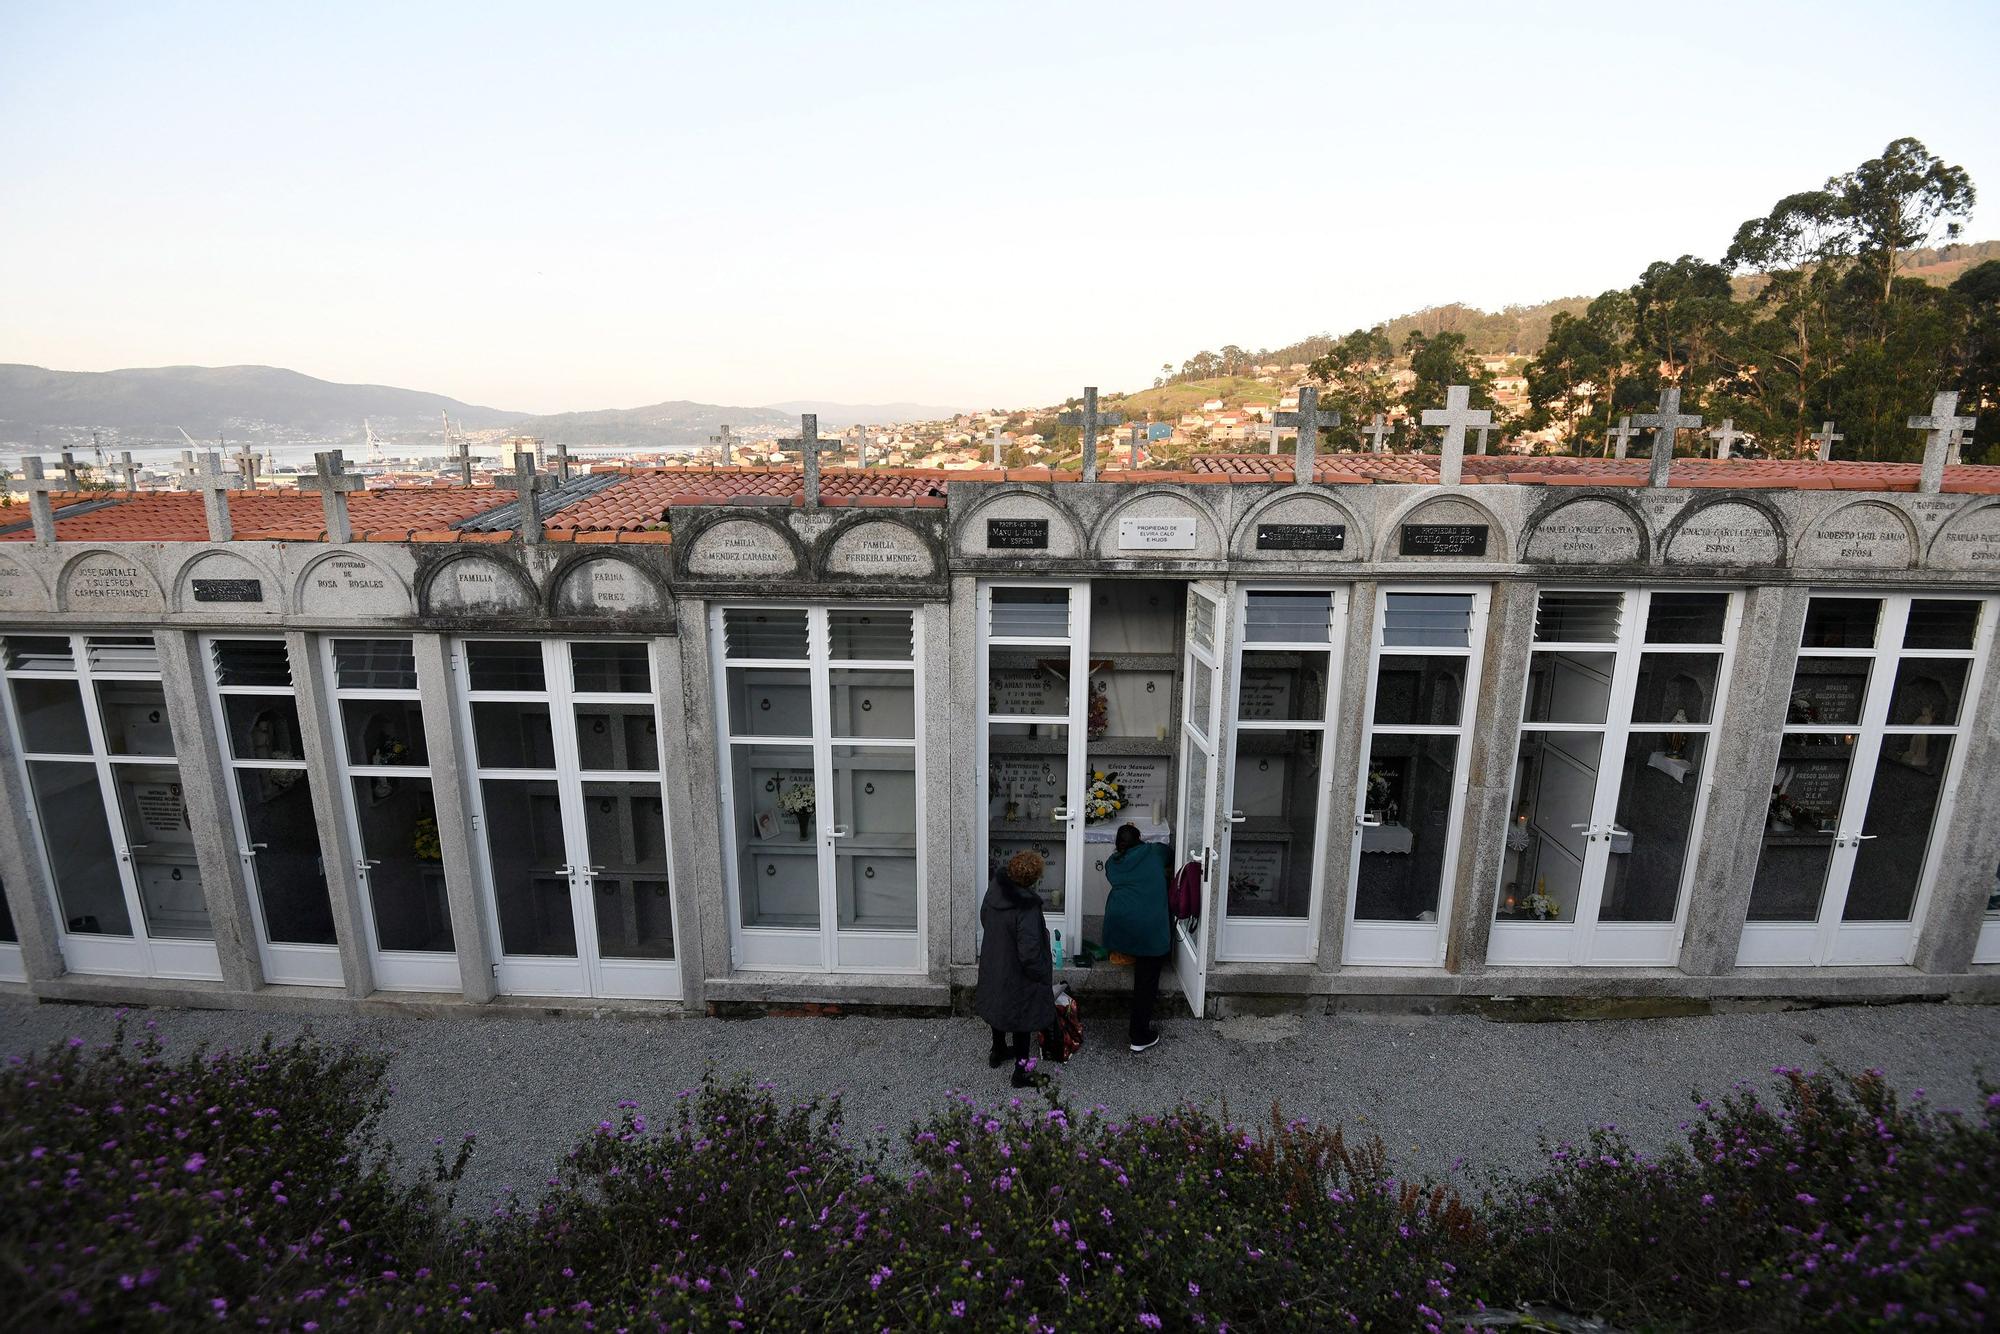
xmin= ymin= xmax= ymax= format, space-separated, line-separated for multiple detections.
xmin=4 ymin=997 xmax=1996 ymax=1210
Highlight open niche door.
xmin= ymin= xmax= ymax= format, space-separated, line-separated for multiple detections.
xmin=1171 ymin=581 xmax=1230 ymax=1016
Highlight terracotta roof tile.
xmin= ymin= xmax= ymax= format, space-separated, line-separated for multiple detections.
xmin=1 ymin=486 xmax=518 ymax=543
xmin=543 ymin=468 xmax=949 ymax=534
xmin=1184 ymin=452 xmax=2000 ymax=490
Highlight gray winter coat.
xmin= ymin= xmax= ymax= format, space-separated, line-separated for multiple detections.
xmin=976 ymin=868 xmax=1056 ymax=1034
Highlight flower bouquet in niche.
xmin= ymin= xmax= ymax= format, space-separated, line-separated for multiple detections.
xmin=1083 ymin=770 xmax=1124 ymax=825
xmin=779 ymin=783 xmax=816 ymax=840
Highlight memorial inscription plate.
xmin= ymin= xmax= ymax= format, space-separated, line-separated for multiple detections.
xmin=826 ymin=522 xmax=935 ymax=578
xmin=986 ymin=518 xmax=1049 ymax=550
xmin=1255 ymin=523 xmax=1345 ymax=551
xmin=1665 ymin=502 xmax=1783 ymax=566
xmin=192 ymin=577 xmax=263 ymax=603
xmin=553 ymin=558 xmax=664 ymax=619
xmin=1399 ymin=523 xmax=1489 ymax=557
xmin=427 ymin=556 xmax=533 ymax=616
xmin=1931 ymin=504 xmax=2000 ymax=571
xmin=298 ymin=552 xmax=410 ymax=617
xmin=61 ymin=553 xmax=165 ymax=613
xmin=0 ymin=554 xmax=45 ymax=610
xmin=1523 ymin=499 xmax=1644 ymax=564
xmin=685 ymin=519 xmax=799 ymax=578
xmin=1117 ymin=516 xmax=1197 ymax=551
xmin=1799 ymin=502 xmax=1914 ymax=570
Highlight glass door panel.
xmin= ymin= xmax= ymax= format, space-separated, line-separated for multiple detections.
xmin=351 ymin=777 xmax=455 ymax=954
xmin=482 ymin=778 xmax=576 ymax=958
xmin=831 ymin=745 xmax=918 ymax=932
xmin=988 ymin=725 xmax=1072 ymax=916
xmin=27 ymin=760 xmax=128 ymax=935
xmin=580 ymin=781 xmax=676 ymax=960
xmin=730 ymin=743 xmax=820 ymax=928
xmin=1171 ymin=581 xmax=1229 ymax=1015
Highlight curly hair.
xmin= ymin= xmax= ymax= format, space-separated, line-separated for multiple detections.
xmin=1005 ymin=849 xmax=1045 ymax=886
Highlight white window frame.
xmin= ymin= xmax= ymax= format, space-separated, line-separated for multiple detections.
xmin=711 ymin=606 xmax=926 ymax=974
xmin=1488 ymin=587 xmax=1741 ymax=968
xmin=1343 ymin=584 xmax=1491 ymax=967
xmin=202 ymin=634 xmax=341 ymax=986
xmin=1739 ymin=592 xmax=1997 ymax=968
xmin=0 ymin=631 xmax=222 ymax=980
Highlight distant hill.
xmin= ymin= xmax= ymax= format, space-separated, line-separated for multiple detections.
xmin=509 ymin=399 xmax=960 ymax=450
xmin=0 ymin=364 xmax=519 ymax=443
xmin=1109 ymin=377 xmax=1281 ymax=420
xmin=763 ymin=400 xmax=960 ymax=424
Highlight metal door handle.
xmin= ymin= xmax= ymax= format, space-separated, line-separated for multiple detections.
xmin=827 ymin=825 xmax=852 ymax=839
xmin=238 ymin=843 xmax=268 ymax=860
xmin=355 ymin=858 xmax=382 ymax=877
xmin=556 ymin=863 xmax=578 ymax=876
xmin=119 ymin=844 xmax=150 ymax=862
xmin=1357 ymin=814 xmax=1383 ymax=829
xmin=1052 ymin=806 xmax=1072 ymax=821
xmin=584 ymin=864 xmax=606 ymax=873
xmin=1228 ymin=810 xmax=1247 ymax=825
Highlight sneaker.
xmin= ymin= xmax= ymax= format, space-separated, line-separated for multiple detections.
xmin=1129 ymin=1031 xmax=1160 ymax=1054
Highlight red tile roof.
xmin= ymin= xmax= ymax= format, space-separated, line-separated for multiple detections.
xmin=1184 ymin=453 xmax=2000 ymax=492
xmin=0 ymin=486 xmax=518 ymax=543
xmin=546 ymin=467 xmax=950 ymax=534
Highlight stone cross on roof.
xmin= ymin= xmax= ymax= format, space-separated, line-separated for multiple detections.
xmin=552 ymin=438 xmax=573 ymax=483
xmin=188 ymin=451 xmax=234 ymax=542
xmin=232 ymin=441 xmax=260 ymax=489
xmin=1058 ymin=387 xmax=1124 ymax=483
xmin=114 ymin=451 xmax=141 ymax=491
xmin=1809 ymin=421 xmax=1843 ymax=463
xmin=1123 ymin=421 xmax=1147 ymax=468
xmin=848 ymin=425 xmax=872 ymax=469
xmin=505 ymin=450 xmax=551 ymax=544
xmin=1707 ymin=417 xmax=1750 ymax=460
xmin=1946 ymin=423 xmax=1972 ymax=466
xmin=986 ymin=426 xmax=1007 ymax=466
xmin=57 ymin=451 xmax=84 ymax=488
xmin=1266 ymin=415 xmax=1283 ymax=455
xmin=16 ymin=458 xmax=60 ymax=544
xmin=1635 ymin=387 xmax=1702 ymax=489
xmin=1605 ymin=416 xmax=1639 ymax=459
xmin=298 ymin=449 xmax=365 ymax=543
xmin=1274 ymin=386 xmax=1339 ymax=482
xmin=711 ymin=424 xmax=735 ymax=466
xmin=1362 ymin=413 xmax=1392 ymax=453
xmin=1907 ymin=391 xmax=1976 ymax=495
xmin=779 ymin=413 xmax=832 ymax=507
xmin=449 ymin=429 xmax=475 ymax=487
xmin=1420 ymin=384 xmax=1491 ymax=487
xmin=1474 ymin=425 xmax=1494 ymax=456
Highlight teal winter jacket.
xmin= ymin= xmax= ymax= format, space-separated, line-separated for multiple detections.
xmin=1101 ymin=840 xmax=1172 ymax=958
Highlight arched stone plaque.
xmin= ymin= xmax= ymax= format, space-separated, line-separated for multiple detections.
xmin=553 ymin=557 xmax=666 ymax=618
xmin=1665 ymin=502 xmax=1783 ymax=566
xmin=1798 ymin=501 xmax=1915 ymax=570
xmin=958 ymin=491 xmax=1082 ymax=559
xmin=1390 ymin=496 xmax=1502 ymax=561
xmin=59 ymin=551 xmax=165 ymax=614
xmin=825 ymin=521 xmax=935 ymax=579
xmin=0 ymin=552 xmax=50 ymax=613
xmin=1524 ymin=499 xmax=1643 ymax=564
xmin=685 ymin=519 xmax=799 ymax=578
xmin=298 ymin=552 xmax=412 ymax=617
xmin=1096 ymin=491 xmax=1220 ymax=559
xmin=1236 ymin=491 xmax=1360 ymax=561
xmin=175 ymin=549 xmax=276 ymax=613
xmin=1930 ymin=503 xmax=2000 ymax=571
xmin=424 ymin=555 xmax=535 ymax=616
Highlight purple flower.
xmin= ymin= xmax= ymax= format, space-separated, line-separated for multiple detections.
xmin=182 ymin=1153 xmax=206 ymax=1173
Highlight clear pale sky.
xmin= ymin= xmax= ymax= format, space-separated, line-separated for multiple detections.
xmin=3 ymin=1 xmax=1996 ymax=416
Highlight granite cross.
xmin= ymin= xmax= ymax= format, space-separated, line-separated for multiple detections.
xmin=1946 ymin=423 xmax=1971 ymax=466
xmin=1810 ymin=421 xmax=1843 ymax=463
xmin=779 ymin=413 xmax=832 ymax=507
xmin=17 ymin=458 xmax=59 ymax=543
xmin=1635 ymin=387 xmax=1702 ymax=489
xmin=711 ymin=424 xmax=735 ymax=466
xmin=505 ymin=450 xmax=550 ymax=544
xmin=849 ymin=425 xmax=872 ymax=469
xmin=57 ymin=451 xmax=84 ymax=488
xmin=298 ymin=449 xmax=365 ymax=543
xmin=1420 ymin=384 xmax=1491 ymax=487
xmin=188 ymin=451 xmax=234 ymax=542
xmin=1605 ymin=416 xmax=1639 ymax=459
xmin=1058 ymin=387 xmax=1124 ymax=483
xmin=1123 ymin=421 xmax=1148 ymax=468
xmin=1906 ymin=391 xmax=1976 ymax=494
xmin=232 ymin=442 xmax=261 ymax=489
xmin=1707 ymin=417 xmax=1750 ymax=460
xmin=114 ymin=451 xmax=141 ymax=491
xmin=1266 ymin=415 xmax=1283 ymax=455
xmin=1362 ymin=413 xmax=1392 ymax=453
xmin=1474 ymin=425 xmax=1494 ymax=456
xmin=552 ymin=438 xmax=573 ymax=483
xmin=1274 ymin=386 xmax=1339 ymax=482
xmin=450 ymin=430 xmax=475 ymax=487
xmin=986 ymin=426 xmax=1007 ymax=466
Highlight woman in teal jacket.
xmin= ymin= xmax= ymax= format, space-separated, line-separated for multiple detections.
xmin=1101 ymin=822 xmax=1171 ymax=1052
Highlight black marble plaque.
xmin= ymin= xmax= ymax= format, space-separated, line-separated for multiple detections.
xmin=986 ymin=518 xmax=1050 ymax=550
xmin=192 ymin=577 xmax=264 ymax=603
xmin=1399 ymin=523 xmax=1489 ymax=557
xmin=1256 ymin=522 xmax=1346 ymax=551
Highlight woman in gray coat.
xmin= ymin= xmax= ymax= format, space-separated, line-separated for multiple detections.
xmin=977 ymin=849 xmax=1057 ymax=1088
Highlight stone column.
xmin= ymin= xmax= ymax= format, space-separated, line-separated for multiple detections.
xmin=0 ymin=693 xmax=68 ymax=985
xmin=1675 ymin=584 xmax=1810 ymax=975
xmin=917 ymin=599 xmax=955 ymax=984
xmin=1315 ymin=579 xmax=1378 ymax=970
xmin=1910 ymin=608 xmax=2000 ymax=975
xmin=947 ymin=574 xmax=982 ymax=969
xmin=411 ymin=633 xmax=495 ymax=1003
xmin=285 ymin=631 xmax=376 ymax=996
xmin=651 ymin=631 xmax=710 ymax=1008
xmin=1443 ymin=578 xmax=1536 ymax=974
xmin=154 ymin=630 xmax=264 ymax=991
xmin=670 ymin=598 xmax=736 ymax=994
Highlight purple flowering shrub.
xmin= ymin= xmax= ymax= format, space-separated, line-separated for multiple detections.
xmin=1 ymin=1021 xmax=468 ymax=1331
xmin=5 ymin=1027 xmax=1996 ymax=1331
xmin=1477 ymin=1068 xmax=1998 ymax=1330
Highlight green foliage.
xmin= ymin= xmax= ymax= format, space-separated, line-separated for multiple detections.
xmin=1111 ymin=376 xmax=1278 ymax=420
xmin=8 ymin=1029 xmax=1997 ymax=1330
xmin=1404 ymin=329 xmax=1501 ymax=430
xmin=1304 ymin=328 xmax=1399 ymax=449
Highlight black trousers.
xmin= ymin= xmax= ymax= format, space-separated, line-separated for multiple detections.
xmin=1130 ymin=952 xmax=1167 ymax=1042
xmin=989 ymin=1027 xmax=1033 ymax=1064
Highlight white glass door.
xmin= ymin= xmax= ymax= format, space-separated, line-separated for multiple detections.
xmin=0 ymin=878 xmax=21 ymax=981
xmin=1740 ymin=595 xmax=1995 ymax=967
xmin=1217 ymin=586 xmax=1346 ymax=962
xmin=1171 ymin=581 xmax=1229 ymax=1014
xmin=979 ymin=584 xmax=1090 ymax=952
xmin=204 ymin=637 xmax=342 ymax=986
xmin=1345 ymin=588 xmax=1490 ymax=966
xmin=462 ymin=639 xmax=681 ymax=998
xmin=1 ymin=633 xmax=221 ymax=980
xmin=1489 ymin=590 xmax=1738 ymax=967
xmin=716 ymin=607 xmax=923 ymax=973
